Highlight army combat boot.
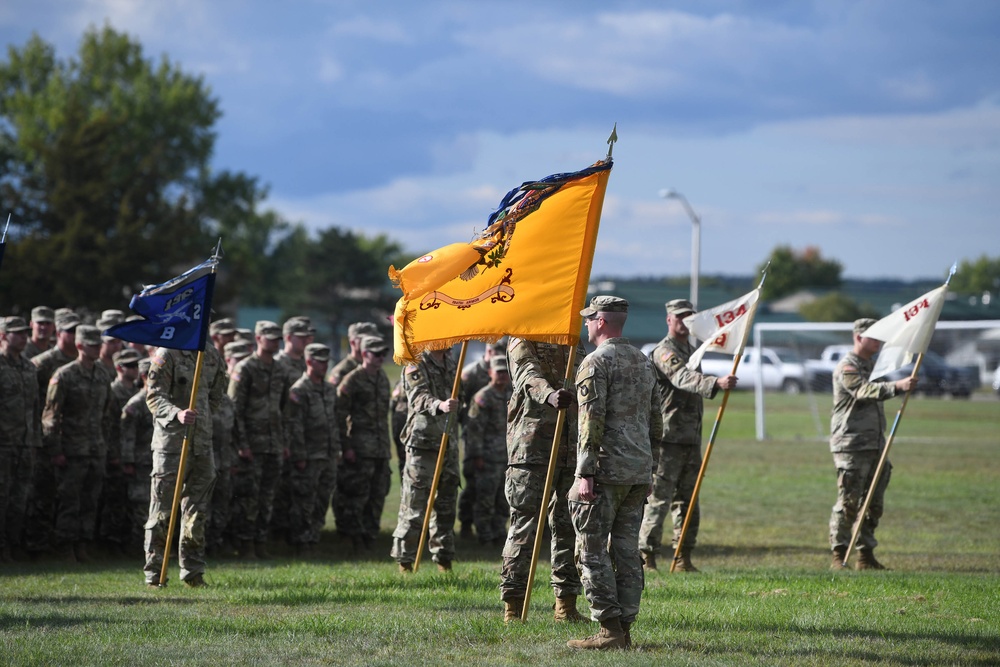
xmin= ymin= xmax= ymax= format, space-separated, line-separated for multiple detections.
xmin=855 ymin=550 xmax=889 ymax=571
xmin=831 ymin=546 xmax=848 ymax=570
xmin=553 ymin=595 xmax=587 ymax=622
xmin=503 ymin=597 xmax=524 ymax=623
xmin=672 ymin=547 xmax=699 ymax=573
xmin=642 ymin=552 xmax=657 ymax=572
xmin=566 ymin=616 xmax=628 ymax=650
xmin=621 ymin=620 xmax=633 ymax=649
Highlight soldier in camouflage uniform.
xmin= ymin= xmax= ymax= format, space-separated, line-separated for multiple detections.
xmin=638 ymin=299 xmax=737 ymax=573
xmin=284 ymin=343 xmax=340 ymax=554
xmin=98 ymin=348 xmax=143 ymax=554
xmin=209 ymin=318 xmax=236 ymax=358
xmin=457 ymin=340 xmax=505 ymax=539
xmin=207 ymin=340 xmax=247 ymax=557
xmin=389 ymin=376 xmax=408 ymax=482
xmin=24 ymin=306 xmax=55 ymax=360
xmin=143 ymin=344 xmax=227 ymax=587
xmin=828 ymin=318 xmax=917 ymax=571
xmin=567 ymin=296 xmax=662 ymax=651
xmin=24 ymin=311 xmax=80 ymax=556
xmin=229 ymin=321 xmax=288 ymax=560
xmin=42 ymin=325 xmax=110 ymax=563
xmin=500 ymin=337 xmax=586 ymax=623
xmin=335 ymin=335 xmax=391 ymax=552
xmin=464 ymin=355 xmax=511 ymax=546
xmin=120 ymin=358 xmax=154 ymax=553
xmin=0 ymin=317 xmax=40 ymax=563
xmin=391 ymin=348 xmax=460 ymax=572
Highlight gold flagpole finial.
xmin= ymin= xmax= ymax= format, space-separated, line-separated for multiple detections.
xmin=606 ymin=123 xmax=618 ymax=158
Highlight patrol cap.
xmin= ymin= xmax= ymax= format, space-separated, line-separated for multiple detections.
xmin=360 ymin=335 xmax=389 ymax=354
xmin=1 ymin=316 xmax=30 ymax=333
xmin=580 ymin=295 xmax=629 ymax=318
xmin=489 ymin=355 xmax=509 ymax=372
xmin=97 ymin=317 xmax=120 ymax=340
xmin=224 ymin=340 xmax=253 ymax=360
xmin=347 ymin=321 xmax=380 ymax=340
xmin=31 ymin=306 xmax=55 ymax=323
xmin=304 ymin=343 xmax=331 ymax=361
xmin=138 ymin=358 xmax=152 ymax=374
xmin=55 ymin=311 xmax=81 ymax=331
xmin=283 ymin=317 xmax=311 ymax=337
xmin=489 ymin=338 xmax=508 ymax=354
xmin=854 ymin=318 xmax=878 ymax=335
xmin=234 ymin=328 xmax=254 ymax=342
xmin=76 ymin=325 xmax=102 ymax=346
xmin=113 ymin=348 xmax=143 ymax=366
xmin=254 ymin=320 xmax=282 ymax=340
xmin=100 ymin=309 xmax=125 ymax=325
xmin=665 ymin=298 xmax=696 ymax=316
xmin=209 ymin=317 xmax=236 ymax=336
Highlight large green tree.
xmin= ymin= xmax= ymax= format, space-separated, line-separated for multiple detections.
xmin=756 ymin=245 xmax=842 ymax=301
xmin=0 ymin=27 xmax=230 ymax=310
xmin=950 ymin=255 xmax=1000 ymax=295
xmin=799 ymin=292 xmax=880 ymax=322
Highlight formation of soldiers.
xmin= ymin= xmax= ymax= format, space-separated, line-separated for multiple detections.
xmin=0 ymin=294 xmax=914 ymax=650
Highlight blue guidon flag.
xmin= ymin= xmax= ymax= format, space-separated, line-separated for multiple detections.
xmin=103 ymin=258 xmax=217 ymax=351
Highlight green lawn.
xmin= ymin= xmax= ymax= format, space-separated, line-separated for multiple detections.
xmin=2 ymin=393 xmax=998 ymax=666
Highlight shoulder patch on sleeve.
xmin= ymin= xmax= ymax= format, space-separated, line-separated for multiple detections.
xmin=288 ymin=389 xmax=301 ymax=404
xmin=576 ymin=365 xmax=598 ymax=405
xmin=49 ymin=375 xmax=60 ymax=386
xmin=474 ymin=394 xmax=487 ymax=407
xmin=842 ymin=365 xmax=858 ymax=374
xmin=507 ymin=338 xmax=523 ymax=351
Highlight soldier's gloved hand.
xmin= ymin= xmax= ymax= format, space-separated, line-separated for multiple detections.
xmin=123 ymin=464 xmax=135 ymax=477
xmin=546 ymin=388 xmax=574 ymax=410
xmin=238 ymin=447 xmax=253 ymax=462
xmin=343 ymin=449 xmax=357 ymax=464
xmin=51 ymin=453 xmax=68 ymax=468
xmin=294 ymin=460 xmax=306 ymax=471
xmin=437 ymin=398 xmax=460 ymax=414
xmin=474 ymin=456 xmax=485 ymax=471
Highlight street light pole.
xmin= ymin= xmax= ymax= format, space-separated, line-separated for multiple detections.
xmin=659 ymin=188 xmax=701 ymax=311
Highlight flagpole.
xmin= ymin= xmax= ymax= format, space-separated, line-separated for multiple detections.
xmin=2 ymin=213 xmax=9 ymax=243
xmin=157 ymin=241 xmax=221 ymax=587
xmin=521 ymin=343 xmax=577 ymax=621
xmin=413 ymin=340 xmax=468 ymax=572
xmin=671 ymin=267 xmax=767 ymax=574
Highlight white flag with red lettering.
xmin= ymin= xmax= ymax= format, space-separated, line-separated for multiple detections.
xmin=684 ymin=289 xmax=760 ymax=370
xmin=864 ymin=284 xmax=948 ymax=381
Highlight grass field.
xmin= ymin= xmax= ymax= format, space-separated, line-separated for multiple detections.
xmin=2 ymin=392 xmax=998 ymax=665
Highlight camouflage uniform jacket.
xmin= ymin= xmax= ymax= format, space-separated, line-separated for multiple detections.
xmin=401 ymin=351 xmax=458 ymax=450
xmin=105 ymin=379 xmax=139 ymax=461
xmin=650 ymin=334 xmax=719 ymax=446
xmin=575 ymin=337 xmax=661 ymax=486
xmin=229 ymin=352 xmax=288 ymax=455
xmin=32 ymin=346 xmax=75 ymax=405
xmin=506 ymin=339 xmax=584 ymax=468
xmin=147 ymin=347 xmax=227 ymax=456
xmin=24 ymin=339 xmax=49 ymax=360
xmin=460 ymin=359 xmax=490 ymax=413
xmin=327 ymin=355 xmax=359 ymax=388
xmin=276 ymin=351 xmax=306 ymax=386
xmin=464 ymin=384 xmax=508 ymax=464
xmin=120 ymin=388 xmax=154 ymax=468
xmin=42 ymin=360 xmax=110 ymax=458
xmin=0 ymin=351 xmax=40 ymax=450
xmin=390 ymin=376 xmax=408 ymax=419
xmin=830 ymin=351 xmax=898 ymax=454
xmin=285 ymin=373 xmax=340 ymax=462
xmin=212 ymin=393 xmax=237 ymax=467
xmin=337 ymin=366 xmax=390 ymax=459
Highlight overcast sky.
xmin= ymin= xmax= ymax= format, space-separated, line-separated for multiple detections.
xmin=2 ymin=1 xmax=998 ymax=281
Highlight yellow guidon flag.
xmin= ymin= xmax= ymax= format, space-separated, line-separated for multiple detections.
xmin=389 ymin=158 xmax=613 ymax=364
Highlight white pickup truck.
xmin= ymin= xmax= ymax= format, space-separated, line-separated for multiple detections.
xmin=698 ymin=346 xmax=811 ymax=394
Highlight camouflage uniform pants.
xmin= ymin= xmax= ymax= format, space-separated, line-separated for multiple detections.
xmin=127 ymin=464 xmax=152 ymax=551
xmin=98 ymin=466 xmax=131 ymax=547
xmin=500 ymin=464 xmax=581 ymax=601
xmin=23 ymin=456 xmax=57 ymax=553
xmin=457 ymin=455 xmax=478 ymax=528
xmin=335 ymin=457 xmax=390 ymax=541
xmin=472 ymin=461 xmax=508 ymax=543
xmin=0 ymin=446 xmax=34 ymax=552
xmin=312 ymin=456 xmax=337 ymax=539
xmin=271 ymin=458 xmax=293 ymax=539
xmin=144 ymin=450 xmax=216 ymax=584
xmin=569 ymin=482 xmax=647 ymax=624
xmin=391 ymin=446 xmax=459 ymax=565
xmin=639 ymin=442 xmax=701 ymax=556
xmin=286 ymin=460 xmax=325 ymax=545
xmin=208 ymin=454 xmax=233 ymax=551
xmin=232 ymin=452 xmax=282 ymax=543
xmin=829 ymin=450 xmax=892 ymax=552
xmin=54 ymin=455 xmax=105 ymax=547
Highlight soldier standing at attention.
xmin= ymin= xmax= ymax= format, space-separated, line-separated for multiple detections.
xmin=500 ymin=337 xmax=587 ymax=623
xmin=143 ymin=344 xmax=227 ymax=587
xmin=206 ymin=340 xmax=248 ymax=558
xmin=463 ymin=355 xmax=511 ymax=547
xmin=229 ymin=321 xmax=288 ymax=560
xmin=638 ymin=299 xmax=737 ymax=572
xmin=391 ymin=347 xmax=460 ymax=572
xmin=24 ymin=306 xmax=55 ymax=360
xmin=829 ymin=318 xmax=917 ymax=571
xmin=335 ymin=335 xmax=391 ymax=552
xmin=567 ymin=296 xmax=661 ymax=651
xmin=0 ymin=317 xmax=40 ymax=563
xmin=120 ymin=358 xmax=154 ymax=553
xmin=388 ymin=376 xmax=408 ymax=482
xmin=327 ymin=322 xmax=380 ymax=388
xmin=99 ymin=348 xmax=143 ymax=555
xmin=42 ymin=325 xmax=110 ymax=564
xmin=283 ymin=343 xmax=340 ymax=555
xmin=209 ymin=318 xmax=236 ymax=359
